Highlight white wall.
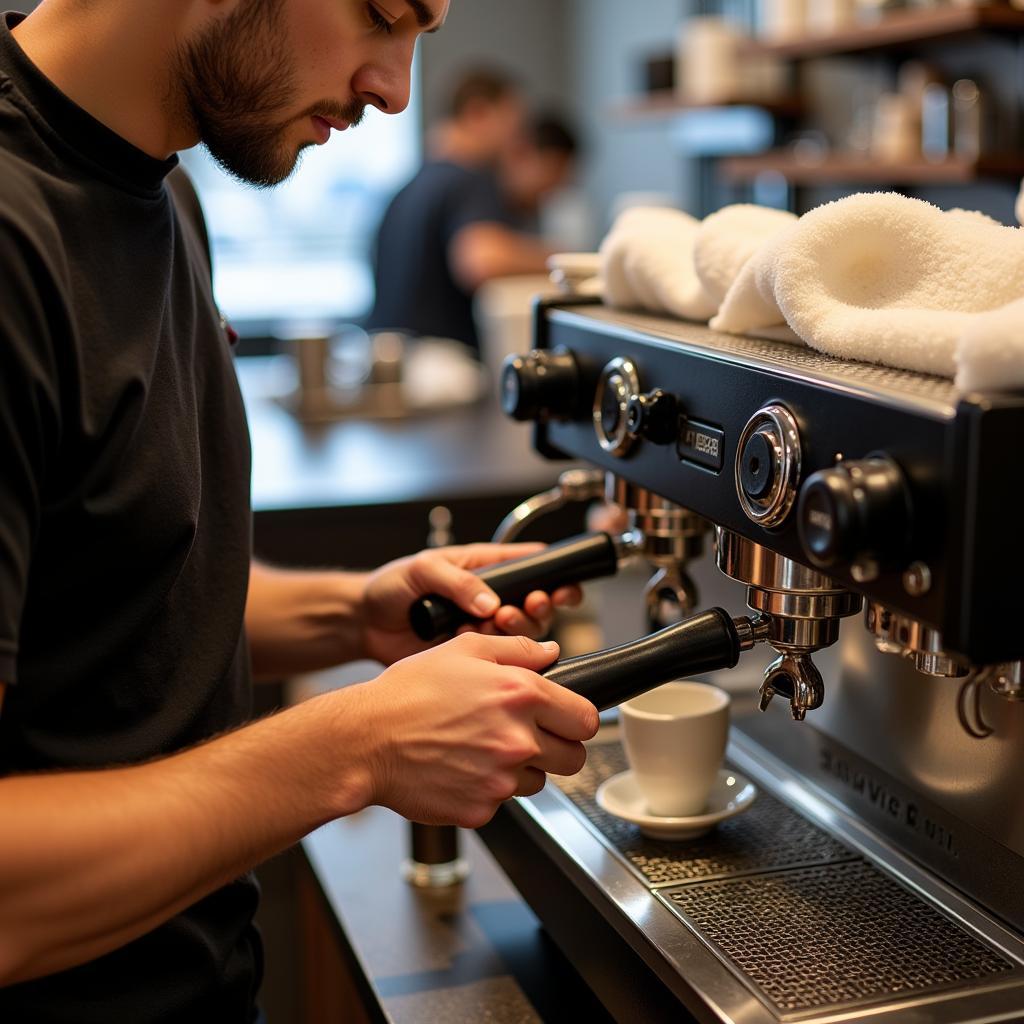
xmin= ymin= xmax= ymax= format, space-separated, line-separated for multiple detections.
xmin=566 ymin=0 xmax=692 ymax=240
xmin=418 ymin=0 xmax=571 ymax=125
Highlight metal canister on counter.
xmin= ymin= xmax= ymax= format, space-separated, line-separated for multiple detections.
xmin=401 ymin=506 xmax=471 ymax=889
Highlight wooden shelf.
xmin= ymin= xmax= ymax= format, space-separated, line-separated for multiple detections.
xmin=720 ymin=152 xmax=1024 ymax=184
xmin=613 ymin=90 xmax=803 ymax=120
xmin=742 ymin=5 xmax=1024 ymax=60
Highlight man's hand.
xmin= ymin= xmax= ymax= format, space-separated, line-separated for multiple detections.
xmin=349 ymin=633 xmax=599 ymax=827
xmin=361 ymin=543 xmax=582 ymax=665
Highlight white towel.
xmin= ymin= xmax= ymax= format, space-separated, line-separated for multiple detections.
xmin=956 ymin=298 xmax=1024 ymax=392
xmin=693 ymin=204 xmax=797 ymax=305
xmin=600 ymin=207 xmax=718 ymax=321
xmin=712 ymin=192 xmax=1024 ymax=379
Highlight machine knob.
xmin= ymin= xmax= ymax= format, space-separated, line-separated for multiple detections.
xmin=738 ymin=431 xmax=776 ymax=500
xmin=797 ymin=456 xmax=911 ymax=570
xmin=735 ymin=404 xmax=802 ymax=527
xmin=501 ymin=347 xmax=580 ymax=422
xmin=593 ymin=356 xmax=641 ymax=456
xmin=625 ymin=389 xmax=680 ymax=445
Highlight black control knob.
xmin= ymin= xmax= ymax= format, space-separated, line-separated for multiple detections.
xmin=501 ymin=347 xmax=579 ymax=422
xmin=797 ymin=456 xmax=911 ymax=570
xmin=625 ymin=389 xmax=680 ymax=445
xmin=739 ymin=430 xmax=776 ymax=500
xmin=735 ymin=405 xmax=802 ymax=527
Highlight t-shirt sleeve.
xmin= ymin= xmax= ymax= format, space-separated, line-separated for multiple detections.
xmin=0 ymin=218 xmax=62 ymax=685
xmin=442 ymin=169 xmax=514 ymax=245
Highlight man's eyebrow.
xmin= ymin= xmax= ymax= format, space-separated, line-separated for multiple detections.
xmin=406 ymin=0 xmax=445 ymax=32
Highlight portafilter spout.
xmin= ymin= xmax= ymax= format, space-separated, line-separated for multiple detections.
xmin=606 ymin=476 xmax=712 ymax=630
xmin=716 ymin=529 xmax=863 ymax=720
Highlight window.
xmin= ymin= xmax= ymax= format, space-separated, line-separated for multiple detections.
xmin=181 ymin=82 xmax=421 ymax=336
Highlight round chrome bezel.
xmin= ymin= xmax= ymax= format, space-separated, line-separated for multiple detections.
xmin=735 ymin=404 xmax=802 ymax=527
xmin=593 ymin=357 xmax=640 ymax=456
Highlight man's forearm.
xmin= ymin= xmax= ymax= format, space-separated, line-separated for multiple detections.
xmin=0 ymin=688 xmax=372 ymax=986
xmin=449 ymin=222 xmax=553 ymax=291
xmin=246 ymin=561 xmax=370 ymax=680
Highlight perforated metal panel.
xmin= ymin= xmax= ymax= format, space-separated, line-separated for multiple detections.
xmin=552 ymin=741 xmax=1023 ymax=1018
xmin=564 ymin=307 xmax=959 ymax=409
xmin=661 ymin=860 xmax=1017 ymax=1017
xmin=555 ymin=742 xmax=853 ymax=887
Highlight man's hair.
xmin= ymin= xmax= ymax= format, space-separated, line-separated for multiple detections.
xmin=448 ymin=68 xmax=520 ymax=119
xmin=530 ymin=113 xmax=579 ymax=158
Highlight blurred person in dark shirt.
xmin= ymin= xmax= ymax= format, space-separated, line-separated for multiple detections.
xmin=369 ymin=69 xmax=579 ymax=355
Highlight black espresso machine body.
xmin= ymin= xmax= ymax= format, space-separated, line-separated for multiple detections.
xmin=478 ymin=298 xmax=1024 ymax=1024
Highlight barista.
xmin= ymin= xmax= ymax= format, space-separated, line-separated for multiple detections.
xmin=368 ymin=68 xmax=578 ymax=355
xmin=0 ymin=2 xmax=599 ymax=1021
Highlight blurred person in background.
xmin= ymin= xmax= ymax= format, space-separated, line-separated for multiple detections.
xmin=502 ymin=112 xmax=580 ymax=225
xmin=368 ymin=68 xmax=579 ymax=356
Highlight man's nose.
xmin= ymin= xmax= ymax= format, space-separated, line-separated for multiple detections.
xmin=353 ymin=45 xmax=414 ymax=116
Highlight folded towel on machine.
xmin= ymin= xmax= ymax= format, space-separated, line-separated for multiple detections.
xmin=600 ymin=207 xmax=718 ymax=321
xmin=598 ymin=193 xmax=1024 ymax=391
xmin=693 ymin=203 xmax=797 ymax=306
xmin=712 ymin=192 xmax=1024 ymax=382
xmin=957 ymin=298 xmax=1024 ymax=392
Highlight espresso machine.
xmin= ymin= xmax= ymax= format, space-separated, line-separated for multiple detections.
xmin=437 ymin=297 xmax=1024 ymax=1023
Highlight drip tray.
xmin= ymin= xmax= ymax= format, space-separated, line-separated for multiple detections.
xmin=553 ymin=741 xmax=1023 ymax=1019
xmin=661 ymin=860 xmax=1014 ymax=1018
xmin=555 ymin=741 xmax=854 ymax=887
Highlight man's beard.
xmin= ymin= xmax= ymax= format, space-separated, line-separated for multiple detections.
xmin=173 ymin=0 xmax=364 ymax=187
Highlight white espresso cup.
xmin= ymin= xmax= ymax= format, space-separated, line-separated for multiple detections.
xmin=620 ymin=681 xmax=730 ymax=817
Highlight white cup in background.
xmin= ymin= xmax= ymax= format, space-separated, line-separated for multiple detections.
xmin=620 ymin=682 xmax=730 ymax=817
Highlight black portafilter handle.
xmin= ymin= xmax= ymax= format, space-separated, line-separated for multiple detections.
xmin=409 ymin=531 xmax=621 ymax=642
xmin=542 ymin=608 xmax=742 ymax=712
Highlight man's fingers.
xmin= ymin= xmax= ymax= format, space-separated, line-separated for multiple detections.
xmin=411 ymin=546 xmax=584 ymax=637
xmin=409 ymin=552 xmax=502 ymax=620
xmin=522 ymin=590 xmax=552 ymax=621
xmin=529 ymin=730 xmax=588 ymax=777
xmin=586 ymin=501 xmax=629 ymax=535
xmin=551 ymin=585 xmax=583 ymax=608
xmin=534 ymin=675 xmax=600 ymax=742
xmin=513 ymin=766 xmax=547 ymax=797
xmin=457 ymin=632 xmax=560 ymax=670
xmin=493 ymin=602 xmax=548 ymax=640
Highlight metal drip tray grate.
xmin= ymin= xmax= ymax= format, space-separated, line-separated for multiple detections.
xmin=660 ymin=859 xmax=1018 ymax=1017
xmin=554 ymin=742 xmax=853 ymax=887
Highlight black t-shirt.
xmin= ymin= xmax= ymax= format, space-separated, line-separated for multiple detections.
xmin=367 ymin=159 xmax=514 ymax=354
xmin=0 ymin=13 xmax=260 ymax=1022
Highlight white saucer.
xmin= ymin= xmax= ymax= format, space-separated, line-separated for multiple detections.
xmin=595 ymin=768 xmax=757 ymax=841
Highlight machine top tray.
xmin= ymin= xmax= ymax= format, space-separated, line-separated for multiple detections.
xmin=549 ymin=304 xmax=961 ymax=415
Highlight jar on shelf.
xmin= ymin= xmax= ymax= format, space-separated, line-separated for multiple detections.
xmin=759 ymin=0 xmax=805 ymax=40
xmin=872 ymin=93 xmax=920 ymax=162
xmin=678 ymin=17 xmax=742 ymax=104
